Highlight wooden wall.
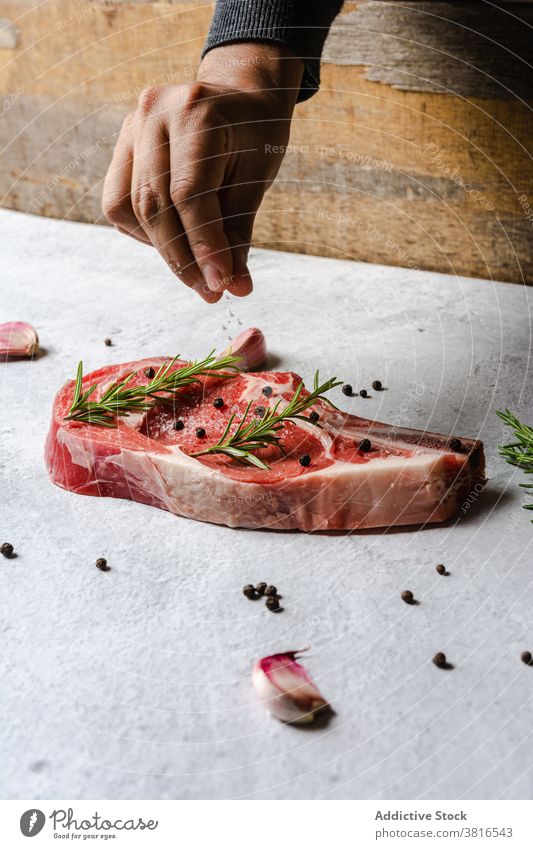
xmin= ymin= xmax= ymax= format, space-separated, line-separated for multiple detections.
xmin=1 ymin=1 xmax=532 ymax=283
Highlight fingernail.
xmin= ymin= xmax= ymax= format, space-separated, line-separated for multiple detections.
xmin=203 ymin=264 xmax=230 ymax=292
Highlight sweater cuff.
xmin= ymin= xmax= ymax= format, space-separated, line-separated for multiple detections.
xmin=202 ymin=1 xmax=343 ymax=102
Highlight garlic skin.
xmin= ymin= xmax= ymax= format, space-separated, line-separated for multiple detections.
xmin=253 ymin=651 xmax=330 ymax=725
xmin=0 ymin=322 xmax=39 ymax=357
xmin=222 ymin=327 xmax=266 ymax=371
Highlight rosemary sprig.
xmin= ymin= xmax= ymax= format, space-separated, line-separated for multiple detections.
xmin=65 ymin=351 xmax=240 ymax=427
xmin=192 ymin=371 xmax=342 ymax=470
xmin=496 ymin=409 xmax=533 ymax=519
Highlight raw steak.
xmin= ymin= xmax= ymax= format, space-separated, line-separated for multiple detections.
xmin=45 ymin=358 xmax=485 ymax=531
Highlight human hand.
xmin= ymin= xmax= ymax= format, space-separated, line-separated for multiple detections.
xmin=102 ymin=43 xmax=303 ymax=303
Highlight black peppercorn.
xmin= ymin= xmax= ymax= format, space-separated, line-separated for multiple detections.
xmin=95 ymin=557 xmax=110 ymax=572
xmin=450 ymin=438 xmax=462 ymax=452
xmin=144 ymin=366 xmax=155 ymax=379
xmin=196 ymin=427 xmax=206 ymax=438
xmin=359 ymin=438 xmax=372 ymax=453
xmin=372 ymin=380 xmax=383 ymax=391
xmin=243 ymin=584 xmax=257 ymax=600
xmin=1 ymin=542 xmax=14 ymax=558
xmin=436 ymin=564 xmax=447 ymax=575
xmin=213 ymin=397 xmax=224 ymax=409
xmin=266 ymin=595 xmax=280 ymax=611
xmin=256 ymin=582 xmax=267 ymax=596
xmin=262 ymin=386 xmax=273 ymax=397
xmin=521 ymin=651 xmax=532 ymax=666
xmin=309 ymin=411 xmax=320 ymax=424
xmin=255 ymin=405 xmax=266 ymax=417
xmin=299 ymin=454 xmax=311 ymax=467
xmin=265 ymin=585 xmax=277 ymax=597
xmin=173 ymin=420 xmax=184 ymax=431
xmin=401 ymin=590 xmax=415 ymax=604
xmin=432 ymin=652 xmax=447 ymax=668
xmin=359 ymin=389 xmax=368 ymax=398
xmin=104 ymin=338 xmax=112 ymax=347
xmin=342 ymin=384 xmax=353 ymax=396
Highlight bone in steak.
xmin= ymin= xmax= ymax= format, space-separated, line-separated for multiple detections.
xmin=45 ymin=357 xmax=485 ymax=531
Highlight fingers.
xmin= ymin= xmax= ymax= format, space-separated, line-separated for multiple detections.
xmin=130 ymin=103 xmax=222 ymax=304
xmin=104 ymin=84 xmax=264 ymax=305
xmin=221 ymin=182 xmax=265 ymax=297
xmin=227 ymin=245 xmax=253 ymax=297
xmin=102 ymin=113 xmax=148 ymax=243
xmin=224 ymin=219 xmax=254 ymax=297
xmin=115 ymin=225 xmax=151 ymax=246
xmin=169 ymin=117 xmax=234 ymax=293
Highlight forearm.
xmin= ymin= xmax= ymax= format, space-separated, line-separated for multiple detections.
xmin=202 ymin=0 xmax=345 ymax=101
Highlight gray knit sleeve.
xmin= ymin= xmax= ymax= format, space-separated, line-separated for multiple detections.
xmin=202 ymin=0 xmax=344 ymax=101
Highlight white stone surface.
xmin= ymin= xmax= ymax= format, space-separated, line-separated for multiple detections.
xmin=1 ymin=208 xmax=532 ymax=801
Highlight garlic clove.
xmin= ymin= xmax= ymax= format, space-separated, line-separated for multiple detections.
xmin=253 ymin=651 xmax=331 ymax=725
xmin=0 ymin=322 xmax=39 ymax=357
xmin=221 ymin=327 xmax=266 ymax=371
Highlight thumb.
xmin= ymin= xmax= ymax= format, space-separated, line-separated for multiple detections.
xmin=221 ymin=184 xmax=263 ymax=297
xmin=226 ymin=233 xmax=253 ymax=297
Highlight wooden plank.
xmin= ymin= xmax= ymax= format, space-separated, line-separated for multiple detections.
xmin=0 ymin=0 xmax=208 ymax=103
xmin=324 ymin=2 xmax=533 ymax=99
xmin=0 ymin=0 xmax=532 ymax=284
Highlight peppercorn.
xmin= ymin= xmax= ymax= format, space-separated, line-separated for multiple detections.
xmin=95 ymin=557 xmax=110 ymax=572
xmin=265 ymin=585 xmax=278 ymax=597
xmin=256 ymin=582 xmax=267 ymax=597
xmin=359 ymin=438 xmax=372 ymax=453
xmin=372 ymin=380 xmax=383 ymax=391
xmin=432 ymin=652 xmax=447 ymax=668
xmin=309 ymin=411 xmax=320 ymax=424
xmin=450 ymin=438 xmax=462 ymax=452
xmin=299 ymin=454 xmax=311 ymax=467
xmin=359 ymin=389 xmax=368 ymax=398
xmin=401 ymin=590 xmax=415 ymax=604
xmin=436 ymin=564 xmax=447 ymax=575
xmin=243 ymin=584 xmax=257 ymax=600
xmin=262 ymin=386 xmax=273 ymax=398
xmin=521 ymin=651 xmax=532 ymax=666
xmin=196 ymin=427 xmax=206 ymax=438
xmin=255 ymin=405 xmax=266 ymax=417
xmin=144 ymin=366 xmax=155 ymax=379
xmin=1 ymin=542 xmax=14 ymax=558
xmin=342 ymin=384 xmax=353 ymax=396
xmin=173 ymin=420 xmax=184 ymax=431
xmin=213 ymin=397 xmax=224 ymax=409
xmin=266 ymin=595 xmax=280 ymax=612
xmin=104 ymin=338 xmax=112 ymax=347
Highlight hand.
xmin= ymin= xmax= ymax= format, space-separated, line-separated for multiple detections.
xmin=102 ymin=43 xmax=303 ymax=303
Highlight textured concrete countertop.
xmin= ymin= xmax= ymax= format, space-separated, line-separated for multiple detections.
xmin=1 ymin=208 xmax=532 ymax=801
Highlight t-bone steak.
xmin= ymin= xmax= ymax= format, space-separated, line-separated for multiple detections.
xmin=45 ymin=357 xmax=485 ymax=531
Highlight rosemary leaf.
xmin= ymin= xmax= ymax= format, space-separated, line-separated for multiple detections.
xmin=497 ymin=409 xmax=533 ymax=522
xmin=65 ymin=351 xmax=240 ymax=426
xmin=193 ymin=371 xmax=342 ymax=469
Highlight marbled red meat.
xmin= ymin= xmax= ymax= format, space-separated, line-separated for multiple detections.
xmin=45 ymin=358 xmax=485 ymax=531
